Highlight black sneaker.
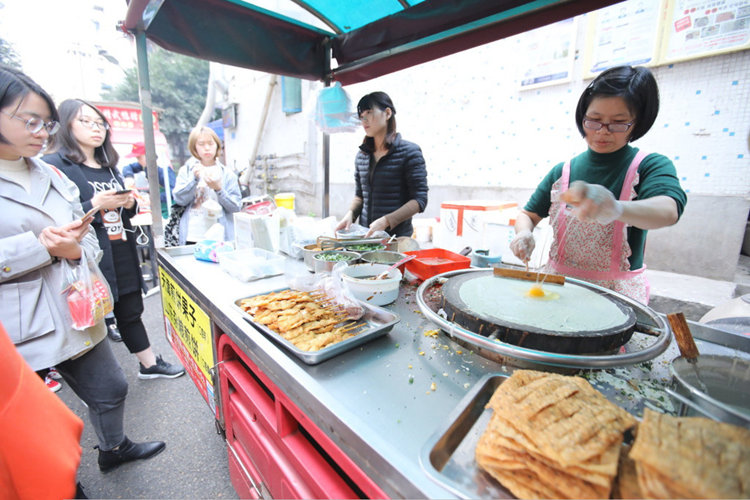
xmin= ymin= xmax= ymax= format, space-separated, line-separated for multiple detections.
xmin=138 ymin=355 xmax=185 ymax=380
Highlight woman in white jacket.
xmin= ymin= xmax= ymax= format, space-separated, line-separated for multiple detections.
xmin=0 ymin=65 xmax=165 ymax=473
xmin=171 ymin=126 xmax=241 ymax=245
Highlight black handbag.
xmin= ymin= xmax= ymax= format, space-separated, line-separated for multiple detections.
xmin=163 ymin=203 xmax=188 ymax=247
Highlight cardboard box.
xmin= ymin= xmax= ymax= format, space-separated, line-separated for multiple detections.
xmin=433 ymin=200 xmax=517 ymax=253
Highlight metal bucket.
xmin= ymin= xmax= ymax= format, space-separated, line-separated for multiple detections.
xmin=670 ymin=354 xmax=750 ymax=428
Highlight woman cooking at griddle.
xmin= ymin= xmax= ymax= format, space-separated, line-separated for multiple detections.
xmin=510 ymin=66 xmax=687 ymax=304
xmin=336 ymin=91 xmax=428 ymax=238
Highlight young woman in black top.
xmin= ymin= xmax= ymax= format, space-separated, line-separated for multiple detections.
xmin=336 ymin=91 xmax=429 ymax=238
xmin=43 ymin=99 xmax=184 ymax=380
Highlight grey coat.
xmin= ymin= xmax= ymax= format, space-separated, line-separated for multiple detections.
xmin=172 ymin=159 xmax=242 ymax=245
xmin=0 ymin=157 xmax=105 ymax=371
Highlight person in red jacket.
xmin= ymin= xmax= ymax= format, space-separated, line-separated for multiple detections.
xmin=0 ymin=321 xmax=84 ymax=499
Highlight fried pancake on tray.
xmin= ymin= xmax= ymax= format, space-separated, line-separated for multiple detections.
xmin=240 ymin=290 xmax=364 ymax=352
xmin=476 ymin=370 xmax=637 ymax=499
xmin=611 ymin=444 xmax=642 ymax=499
xmin=629 ymin=409 xmax=750 ymax=499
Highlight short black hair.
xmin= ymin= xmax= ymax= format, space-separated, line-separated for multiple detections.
xmin=575 ymin=65 xmax=659 ymax=142
xmin=357 ymin=91 xmax=398 ymax=150
xmin=0 ymin=64 xmax=58 ymax=145
xmin=53 ymin=98 xmax=119 ymax=168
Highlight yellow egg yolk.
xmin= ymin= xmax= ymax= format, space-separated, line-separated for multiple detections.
xmin=526 ymin=285 xmax=560 ymax=300
xmin=527 ymin=285 xmax=546 ymax=298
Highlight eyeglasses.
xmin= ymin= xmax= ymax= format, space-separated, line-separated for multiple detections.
xmin=77 ymin=118 xmax=110 ymax=131
xmin=1 ymin=110 xmax=60 ymax=135
xmin=582 ymin=118 xmax=633 ymax=133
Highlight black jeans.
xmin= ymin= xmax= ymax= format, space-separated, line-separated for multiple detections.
xmin=114 ymin=291 xmax=151 ymax=354
xmin=57 ymin=340 xmax=128 ymax=451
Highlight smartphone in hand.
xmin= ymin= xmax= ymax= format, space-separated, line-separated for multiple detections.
xmin=115 ymin=189 xmax=132 ymax=195
xmin=80 ymin=205 xmax=100 ymax=221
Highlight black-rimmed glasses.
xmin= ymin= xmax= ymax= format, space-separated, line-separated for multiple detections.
xmin=582 ymin=118 xmax=633 ymax=133
xmin=77 ymin=118 xmax=110 ymax=131
xmin=1 ymin=110 xmax=60 ymax=135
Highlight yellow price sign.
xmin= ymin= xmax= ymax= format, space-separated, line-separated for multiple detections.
xmin=159 ymin=268 xmax=213 ymax=384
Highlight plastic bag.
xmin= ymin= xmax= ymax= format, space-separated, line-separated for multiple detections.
xmin=60 ymin=252 xmax=114 ymax=330
xmin=283 ymin=215 xmax=338 ymax=259
xmin=314 ymin=82 xmax=360 ymax=134
xmin=336 ymin=222 xmax=389 ymax=240
xmin=287 ymin=264 xmax=364 ymax=320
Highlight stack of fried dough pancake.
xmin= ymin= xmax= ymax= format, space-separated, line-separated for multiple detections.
xmin=476 ymin=370 xmax=750 ymax=499
xmin=619 ymin=409 xmax=750 ymax=499
xmin=239 ymin=290 xmax=364 ymax=352
xmin=475 ymin=370 xmax=637 ymax=498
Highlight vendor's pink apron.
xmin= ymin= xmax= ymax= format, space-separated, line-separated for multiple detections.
xmin=547 ymin=151 xmax=650 ymax=304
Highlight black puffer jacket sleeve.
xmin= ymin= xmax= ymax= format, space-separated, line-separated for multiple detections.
xmin=354 ymin=133 xmax=428 ymax=237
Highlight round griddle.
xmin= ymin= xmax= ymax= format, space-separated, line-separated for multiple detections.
xmin=440 ymin=272 xmax=637 ymax=354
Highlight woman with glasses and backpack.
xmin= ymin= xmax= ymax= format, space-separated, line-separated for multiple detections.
xmin=43 ymin=98 xmax=185 ymax=381
xmin=509 ymin=65 xmax=687 ymax=304
xmin=0 ymin=65 xmax=167 ymax=474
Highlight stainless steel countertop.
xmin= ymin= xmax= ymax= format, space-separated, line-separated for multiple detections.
xmin=157 ymin=248 xmax=750 ymax=499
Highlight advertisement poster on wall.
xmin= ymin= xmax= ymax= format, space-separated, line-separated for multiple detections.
xmin=519 ymin=18 xmax=577 ymax=90
xmin=583 ymin=0 xmax=664 ymax=77
xmin=662 ymin=0 xmax=750 ymax=63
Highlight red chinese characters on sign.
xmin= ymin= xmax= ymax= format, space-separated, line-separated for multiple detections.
xmin=98 ymin=105 xmax=160 ymax=131
xmin=674 ymin=16 xmax=692 ymax=32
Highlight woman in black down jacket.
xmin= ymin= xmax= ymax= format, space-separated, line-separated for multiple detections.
xmin=336 ymin=91 xmax=428 ymax=237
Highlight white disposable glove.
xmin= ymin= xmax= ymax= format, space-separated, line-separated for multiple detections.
xmin=335 ymin=211 xmax=353 ymax=232
xmin=563 ymin=181 xmax=623 ymax=225
xmin=510 ymin=229 xmax=535 ymax=262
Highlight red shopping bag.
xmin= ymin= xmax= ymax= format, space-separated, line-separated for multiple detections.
xmin=60 ymin=252 xmax=114 ymax=330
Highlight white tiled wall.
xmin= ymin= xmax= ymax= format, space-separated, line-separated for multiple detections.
xmin=330 ymin=17 xmax=750 ymax=199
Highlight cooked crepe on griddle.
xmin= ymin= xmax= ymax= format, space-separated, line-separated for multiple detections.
xmin=476 ymin=370 xmax=637 ymax=499
xmin=628 ymin=409 xmax=750 ymax=499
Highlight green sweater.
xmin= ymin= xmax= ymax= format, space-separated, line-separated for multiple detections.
xmin=524 ymin=145 xmax=687 ymax=270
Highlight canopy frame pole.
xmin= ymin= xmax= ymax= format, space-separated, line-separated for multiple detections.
xmin=134 ymin=29 xmax=165 ymax=246
xmin=322 ymin=40 xmax=332 ymax=218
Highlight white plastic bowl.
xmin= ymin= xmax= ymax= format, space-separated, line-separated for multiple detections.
xmin=341 ymin=263 xmax=402 ymax=306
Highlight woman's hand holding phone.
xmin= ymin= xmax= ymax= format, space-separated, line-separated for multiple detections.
xmin=92 ymin=189 xmax=134 ymax=210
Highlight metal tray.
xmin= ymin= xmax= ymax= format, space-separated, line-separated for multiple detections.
xmin=233 ymin=290 xmax=399 ymax=365
xmin=420 ymin=373 xmax=512 ymax=499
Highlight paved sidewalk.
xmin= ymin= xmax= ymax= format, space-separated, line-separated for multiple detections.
xmin=646 ymin=255 xmax=750 ymax=321
xmin=59 ymin=291 xmax=237 ymax=499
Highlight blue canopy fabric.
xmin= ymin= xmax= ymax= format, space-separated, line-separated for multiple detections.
xmin=123 ymin=0 xmax=622 ymax=85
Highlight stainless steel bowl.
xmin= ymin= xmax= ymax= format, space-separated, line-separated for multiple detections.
xmin=670 ymin=354 xmax=750 ymax=428
xmin=360 ymin=250 xmax=407 ymax=272
xmin=312 ymin=250 xmax=360 ymax=273
xmin=302 ymin=243 xmax=322 ymax=271
xmin=341 ymin=243 xmax=386 ymax=253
